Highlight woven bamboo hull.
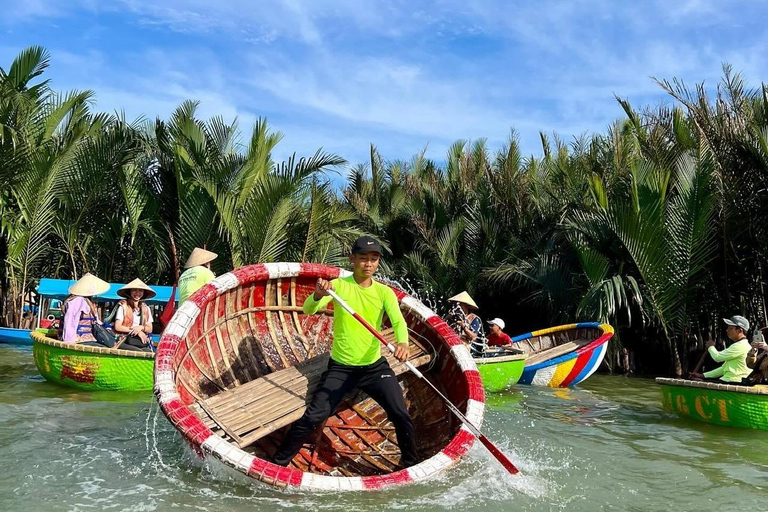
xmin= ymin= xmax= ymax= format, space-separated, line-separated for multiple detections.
xmin=31 ymin=332 xmax=154 ymax=391
xmin=473 ymin=354 xmax=526 ymax=392
xmin=514 ymin=323 xmax=614 ymax=387
xmin=657 ymin=378 xmax=768 ymax=430
xmin=154 ymin=263 xmax=484 ymax=491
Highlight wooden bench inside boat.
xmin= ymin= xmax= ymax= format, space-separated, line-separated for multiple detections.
xmin=523 ymin=338 xmax=594 ymax=366
xmin=191 ymin=331 xmax=433 ymax=450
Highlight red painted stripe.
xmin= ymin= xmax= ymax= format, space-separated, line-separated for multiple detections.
xmin=427 ymin=316 xmax=462 ymax=346
xmin=248 ymin=458 xmax=303 ymax=486
xmin=231 ymin=264 xmax=269 ymax=284
xmin=299 ymin=262 xmax=340 ymax=279
xmin=162 ymin=398 xmax=213 ymax=444
xmin=464 ymin=369 xmax=485 ymax=402
xmin=559 ymin=350 xmax=591 ymax=387
xmin=188 ymin=283 xmax=218 ymax=308
xmin=361 ymin=470 xmax=413 ymax=489
xmin=392 ymin=288 xmax=407 ymax=301
xmin=442 ymin=428 xmax=476 ymax=459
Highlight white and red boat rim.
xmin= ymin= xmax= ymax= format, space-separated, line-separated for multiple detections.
xmin=154 ymin=262 xmax=485 ymax=491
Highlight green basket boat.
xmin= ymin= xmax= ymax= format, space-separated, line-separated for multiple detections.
xmin=31 ymin=332 xmax=154 ymax=391
xmin=473 ymin=352 xmax=527 ymax=392
xmin=656 ymin=377 xmax=768 ymax=431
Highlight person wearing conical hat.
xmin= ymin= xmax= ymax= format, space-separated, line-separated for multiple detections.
xmin=178 ymin=247 xmax=217 ymax=306
xmin=112 ymin=278 xmax=156 ymax=352
xmin=447 ymin=291 xmax=486 ymax=355
xmin=60 ymin=273 xmax=110 ymax=343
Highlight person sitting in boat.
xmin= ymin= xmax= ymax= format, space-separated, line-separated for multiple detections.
xmin=486 ymin=318 xmax=513 ymax=347
xmin=446 ymin=291 xmax=487 ymax=355
xmin=272 ymin=236 xmax=419 ymax=468
xmin=744 ymin=327 xmax=768 ymax=385
xmin=59 ymin=273 xmax=110 ymax=344
xmin=112 ymin=279 xmax=156 ymax=352
xmin=690 ymin=316 xmax=752 ymax=383
xmin=178 ymin=247 xmax=217 ymax=305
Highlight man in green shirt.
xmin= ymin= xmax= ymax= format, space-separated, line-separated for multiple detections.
xmin=178 ymin=248 xmax=217 ymax=305
xmin=272 ymin=236 xmax=418 ymax=467
xmin=690 ymin=315 xmax=752 ymax=383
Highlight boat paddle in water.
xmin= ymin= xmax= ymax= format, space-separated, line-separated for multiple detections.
xmin=154 ymin=263 xmax=490 ymax=490
xmin=327 ymin=289 xmax=519 ymax=475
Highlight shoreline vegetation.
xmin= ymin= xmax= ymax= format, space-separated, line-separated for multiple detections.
xmin=2 ymin=46 xmax=767 ymax=377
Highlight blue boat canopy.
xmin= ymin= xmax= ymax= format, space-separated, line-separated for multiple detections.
xmin=36 ymin=278 xmax=177 ymax=305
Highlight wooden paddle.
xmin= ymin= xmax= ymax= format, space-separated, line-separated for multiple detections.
xmin=327 ymin=289 xmax=521 ymax=475
xmin=691 ymin=348 xmax=709 ymax=376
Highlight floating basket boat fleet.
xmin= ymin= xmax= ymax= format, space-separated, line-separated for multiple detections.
xmin=13 ymin=261 xmax=764 ymax=489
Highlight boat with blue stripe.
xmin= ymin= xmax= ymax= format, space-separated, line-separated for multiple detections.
xmin=512 ymin=322 xmax=614 ymax=387
xmin=0 ymin=278 xmax=177 ymax=346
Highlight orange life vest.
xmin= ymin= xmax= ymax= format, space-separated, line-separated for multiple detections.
xmin=118 ymin=299 xmax=151 ymax=328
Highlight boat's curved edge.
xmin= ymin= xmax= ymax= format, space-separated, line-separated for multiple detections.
xmin=155 ymin=262 xmax=485 ymax=491
xmin=655 ymin=377 xmax=768 ymax=395
xmin=656 ymin=378 xmax=768 ymax=430
xmin=32 ymin=332 xmax=154 ymax=391
xmin=518 ymin=323 xmax=614 ymax=387
xmin=31 ymin=331 xmax=155 ymax=359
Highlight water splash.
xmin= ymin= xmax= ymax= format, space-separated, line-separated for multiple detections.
xmin=376 ymin=274 xmax=445 ymax=315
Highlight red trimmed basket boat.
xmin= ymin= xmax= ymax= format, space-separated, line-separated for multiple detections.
xmin=154 ymin=263 xmax=485 ymax=491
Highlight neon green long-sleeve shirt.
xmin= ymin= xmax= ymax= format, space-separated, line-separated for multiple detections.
xmin=303 ymin=275 xmax=408 ymax=366
xmin=703 ymin=338 xmax=751 ymax=382
xmin=178 ymin=266 xmax=215 ymax=305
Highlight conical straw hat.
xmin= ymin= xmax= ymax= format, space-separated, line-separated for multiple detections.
xmin=117 ymin=278 xmax=157 ymax=299
xmin=184 ymin=247 xmax=218 ymax=268
xmin=68 ymin=273 xmax=110 ymax=297
xmin=447 ymin=291 xmax=478 ymax=310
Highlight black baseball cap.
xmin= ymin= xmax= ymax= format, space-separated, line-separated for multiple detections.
xmin=351 ymin=236 xmax=382 ymax=254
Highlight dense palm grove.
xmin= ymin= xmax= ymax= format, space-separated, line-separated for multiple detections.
xmin=2 ymin=46 xmax=767 ymax=376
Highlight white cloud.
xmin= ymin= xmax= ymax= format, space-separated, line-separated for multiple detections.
xmin=2 ymin=0 xmax=767 ymax=163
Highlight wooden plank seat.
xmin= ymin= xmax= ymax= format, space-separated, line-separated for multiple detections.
xmin=192 ymin=333 xmax=433 ymax=450
xmin=523 ymin=339 xmax=592 ymax=366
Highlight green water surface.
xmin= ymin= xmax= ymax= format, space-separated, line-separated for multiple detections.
xmin=1 ymin=344 xmax=766 ymax=511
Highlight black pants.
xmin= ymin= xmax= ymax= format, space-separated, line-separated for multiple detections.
xmin=272 ymin=357 xmax=418 ymax=467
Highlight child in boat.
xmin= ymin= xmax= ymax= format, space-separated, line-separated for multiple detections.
xmin=272 ymin=236 xmax=418 ymax=468
xmin=178 ymin=248 xmax=217 ymax=305
xmin=690 ymin=316 xmax=752 ymax=383
xmin=112 ymin=279 xmax=156 ymax=352
xmin=59 ymin=273 xmax=110 ymax=344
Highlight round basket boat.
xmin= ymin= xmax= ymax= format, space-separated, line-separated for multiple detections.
xmin=656 ymin=378 xmax=768 ymax=430
xmin=473 ymin=353 xmax=527 ymax=392
xmin=31 ymin=332 xmax=154 ymax=391
xmin=154 ymin=263 xmax=485 ymax=491
xmin=514 ymin=323 xmax=614 ymax=387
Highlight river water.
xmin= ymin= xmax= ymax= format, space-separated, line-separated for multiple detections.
xmin=1 ymin=343 xmax=766 ymax=511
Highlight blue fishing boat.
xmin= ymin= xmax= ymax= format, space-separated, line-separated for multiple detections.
xmin=0 ymin=327 xmax=41 ymax=345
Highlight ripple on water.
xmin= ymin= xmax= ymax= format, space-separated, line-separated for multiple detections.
xmin=2 ymin=346 xmax=768 ymax=512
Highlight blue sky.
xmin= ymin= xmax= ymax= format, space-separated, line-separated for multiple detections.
xmin=2 ymin=0 xmax=768 ymax=168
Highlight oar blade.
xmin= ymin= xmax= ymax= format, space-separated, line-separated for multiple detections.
xmin=478 ymin=434 xmax=520 ymax=475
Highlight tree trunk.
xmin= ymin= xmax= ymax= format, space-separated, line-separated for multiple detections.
xmin=672 ymin=339 xmax=683 ymax=377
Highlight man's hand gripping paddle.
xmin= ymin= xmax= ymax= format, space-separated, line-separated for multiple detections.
xmin=326 ymin=289 xmax=520 ymax=475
